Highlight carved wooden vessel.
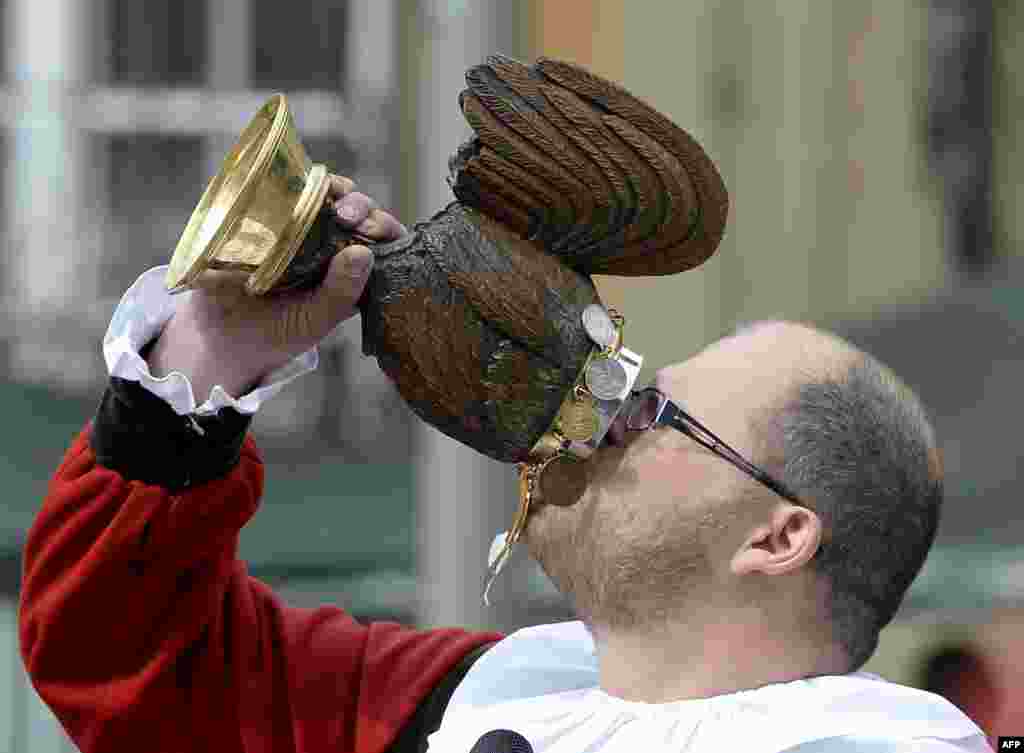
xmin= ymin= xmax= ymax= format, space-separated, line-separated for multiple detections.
xmin=284 ymin=55 xmax=729 ymax=463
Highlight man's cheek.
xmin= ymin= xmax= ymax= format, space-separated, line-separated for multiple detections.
xmin=588 ymin=447 xmax=640 ymax=490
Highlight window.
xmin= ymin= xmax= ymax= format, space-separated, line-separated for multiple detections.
xmin=101 ymin=133 xmax=206 ymax=297
xmin=3 ymin=0 xmax=398 ymax=393
xmin=109 ymin=0 xmax=207 ymax=86
xmin=251 ymin=1 xmax=347 ymax=92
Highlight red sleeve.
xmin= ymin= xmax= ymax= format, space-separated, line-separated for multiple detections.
xmin=19 ymin=426 xmax=505 ymax=753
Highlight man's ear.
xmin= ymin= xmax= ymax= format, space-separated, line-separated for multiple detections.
xmin=730 ymin=504 xmax=822 ymax=576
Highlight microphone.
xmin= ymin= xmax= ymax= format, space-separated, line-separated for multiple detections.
xmin=468 ymin=729 xmax=534 ymax=753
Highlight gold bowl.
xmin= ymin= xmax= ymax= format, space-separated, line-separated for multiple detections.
xmin=165 ymin=94 xmax=330 ymax=295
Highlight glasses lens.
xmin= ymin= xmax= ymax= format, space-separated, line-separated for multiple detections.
xmin=626 ymin=389 xmax=661 ymax=430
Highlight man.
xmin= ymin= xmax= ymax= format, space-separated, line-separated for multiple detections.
xmin=20 ymin=179 xmax=989 ymax=752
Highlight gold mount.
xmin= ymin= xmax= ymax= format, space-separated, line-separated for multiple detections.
xmin=165 ymin=94 xmax=331 ymax=295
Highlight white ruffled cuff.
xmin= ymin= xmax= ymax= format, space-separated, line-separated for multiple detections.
xmin=102 ymin=265 xmax=318 ymax=417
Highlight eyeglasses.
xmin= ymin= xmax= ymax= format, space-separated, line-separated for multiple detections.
xmin=623 ymin=387 xmax=804 ymax=506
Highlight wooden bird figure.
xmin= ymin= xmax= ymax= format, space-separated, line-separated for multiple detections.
xmin=281 ymin=54 xmax=729 ymax=464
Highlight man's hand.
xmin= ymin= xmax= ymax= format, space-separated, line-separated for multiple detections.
xmin=147 ymin=175 xmax=408 ymax=402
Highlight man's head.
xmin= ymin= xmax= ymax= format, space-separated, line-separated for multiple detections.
xmin=524 ymin=320 xmax=942 ymax=673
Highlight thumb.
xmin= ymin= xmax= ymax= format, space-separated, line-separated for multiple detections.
xmin=305 ymin=244 xmax=374 ymax=335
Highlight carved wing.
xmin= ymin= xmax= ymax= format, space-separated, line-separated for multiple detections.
xmin=448 ymin=54 xmax=729 ymax=277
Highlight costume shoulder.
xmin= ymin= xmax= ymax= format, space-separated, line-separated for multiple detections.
xmin=733 ymin=671 xmax=990 ymax=752
xmin=442 ymin=620 xmax=599 ymax=714
xmin=779 ymin=732 xmax=993 ymax=752
xmin=439 ymin=621 xmax=990 ymax=753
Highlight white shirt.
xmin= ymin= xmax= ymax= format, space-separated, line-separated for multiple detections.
xmin=105 ymin=271 xmax=993 ymax=753
xmin=428 ymin=621 xmax=992 ymax=753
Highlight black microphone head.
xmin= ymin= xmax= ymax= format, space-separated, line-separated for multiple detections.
xmin=468 ymin=729 xmax=534 ymax=753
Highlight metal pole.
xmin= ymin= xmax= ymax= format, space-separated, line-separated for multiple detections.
xmin=413 ymin=0 xmax=523 ymax=632
xmin=925 ymin=0 xmax=994 ymax=281
xmin=205 ymin=1 xmax=252 ymax=178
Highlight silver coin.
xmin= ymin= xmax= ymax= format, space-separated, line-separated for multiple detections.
xmin=581 ymin=304 xmax=617 ymax=349
xmin=585 ymin=357 xmax=628 ymax=401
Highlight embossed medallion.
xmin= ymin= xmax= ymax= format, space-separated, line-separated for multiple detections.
xmin=557 ymin=393 xmax=600 ymax=441
xmin=585 ymin=356 xmax=628 ymax=401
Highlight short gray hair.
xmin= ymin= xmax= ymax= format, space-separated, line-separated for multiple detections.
xmin=751 ymin=335 xmax=942 ymax=671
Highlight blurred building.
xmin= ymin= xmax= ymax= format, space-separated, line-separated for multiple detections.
xmin=1 ymin=1 xmax=416 ymax=749
xmin=1 ymin=0 xmax=1022 ymax=749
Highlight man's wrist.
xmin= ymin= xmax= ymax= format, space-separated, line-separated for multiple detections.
xmin=146 ymin=313 xmax=266 ymax=402
xmin=91 ymin=376 xmax=254 ymax=491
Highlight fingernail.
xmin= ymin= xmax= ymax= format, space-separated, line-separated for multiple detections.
xmin=343 ymin=246 xmax=373 ymax=275
xmin=339 ymin=204 xmax=356 ymax=221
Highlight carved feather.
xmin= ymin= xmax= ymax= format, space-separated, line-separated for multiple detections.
xmin=450 ymin=54 xmax=728 ymax=277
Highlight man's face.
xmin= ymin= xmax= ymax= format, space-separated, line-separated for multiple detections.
xmin=523 ymin=324 xmax=806 ymax=633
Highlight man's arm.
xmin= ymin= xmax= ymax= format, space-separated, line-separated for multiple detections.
xmin=145 ymin=176 xmax=387 ymax=403
xmin=19 ymin=183 xmax=504 ymax=753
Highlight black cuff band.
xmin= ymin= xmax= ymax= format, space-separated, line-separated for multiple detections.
xmin=90 ymin=376 xmax=253 ymax=492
